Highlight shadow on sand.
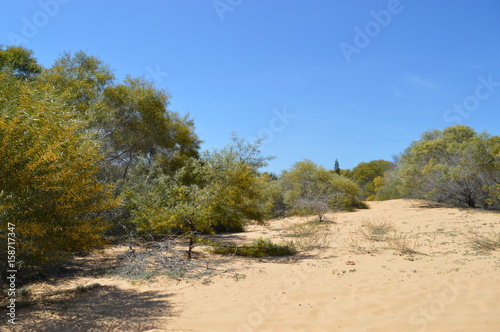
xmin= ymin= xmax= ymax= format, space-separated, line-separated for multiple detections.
xmin=6 ymin=285 xmax=176 ymax=332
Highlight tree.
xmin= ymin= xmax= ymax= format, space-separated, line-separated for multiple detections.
xmin=100 ymin=77 xmax=201 ymax=178
xmin=125 ymin=136 xmax=272 ymax=258
xmin=334 ymin=159 xmax=341 ymax=175
xmin=397 ymin=125 xmax=500 ymax=209
xmin=39 ymin=50 xmax=202 ymax=235
xmin=279 ymin=160 xmax=365 ymax=221
xmin=41 ymin=51 xmax=201 ymax=181
xmin=0 ymin=45 xmax=42 ymax=80
xmin=350 ymin=159 xmax=393 ymax=199
xmin=40 ymin=50 xmax=115 ymax=116
xmin=0 ymin=74 xmax=118 ymax=280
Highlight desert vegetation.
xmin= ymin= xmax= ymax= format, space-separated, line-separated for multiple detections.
xmin=1 ymin=46 xmax=499 ymax=296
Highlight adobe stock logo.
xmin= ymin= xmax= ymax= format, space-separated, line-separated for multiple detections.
xmin=339 ymin=0 xmax=406 ymax=64
xmin=408 ymin=277 xmax=461 ymax=332
xmin=213 ymin=0 xmax=243 ymax=21
xmin=248 ymin=106 xmax=297 ymax=149
xmin=443 ymin=74 xmax=499 ymax=123
xmin=7 ymin=0 xmax=71 ymax=45
xmin=145 ymin=65 xmax=170 ymax=84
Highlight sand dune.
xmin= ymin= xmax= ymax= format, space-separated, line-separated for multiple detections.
xmin=6 ymin=199 xmax=500 ymax=332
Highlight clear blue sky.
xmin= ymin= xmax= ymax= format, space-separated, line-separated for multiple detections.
xmin=2 ymin=0 xmax=500 ymax=173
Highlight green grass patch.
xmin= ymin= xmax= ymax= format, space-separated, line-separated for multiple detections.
xmin=211 ymin=237 xmax=297 ymax=257
xmin=75 ymin=283 xmax=101 ymax=293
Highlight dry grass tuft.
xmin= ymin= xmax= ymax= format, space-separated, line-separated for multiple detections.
xmin=467 ymin=228 xmax=500 ymax=251
xmin=359 ymin=218 xmax=396 ymax=242
xmin=386 ymin=232 xmax=421 ymax=256
xmin=285 ymin=220 xmax=337 ymax=251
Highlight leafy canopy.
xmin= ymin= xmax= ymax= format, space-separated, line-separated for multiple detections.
xmin=397 ymin=125 xmax=500 ymax=208
xmin=0 ymin=74 xmax=118 ymax=280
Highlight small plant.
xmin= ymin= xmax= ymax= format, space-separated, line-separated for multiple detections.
xmin=4 ymin=286 xmax=31 ymax=298
xmin=75 ymin=283 xmax=101 ymax=293
xmin=211 ymin=237 xmax=297 ymax=257
xmin=344 ymin=218 xmax=395 ymax=254
xmin=387 ymin=233 xmax=421 ymax=256
xmin=468 ymin=230 xmax=500 ymax=251
xmin=360 ymin=218 xmax=396 ymax=242
xmin=285 ymin=220 xmax=334 ymax=251
xmin=232 ymin=273 xmax=246 ymax=281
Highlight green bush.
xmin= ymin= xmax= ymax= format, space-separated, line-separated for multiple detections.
xmin=211 ymin=237 xmax=297 ymax=257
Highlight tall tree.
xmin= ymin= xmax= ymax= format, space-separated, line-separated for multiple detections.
xmin=334 ymin=159 xmax=341 ymax=175
xmin=100 ymin=77 xmax=201 ymax=178
xmin=41 ymin=51 xmax=201 ymax=180
xmin=0 ymin=74 xmax=118 ymax=280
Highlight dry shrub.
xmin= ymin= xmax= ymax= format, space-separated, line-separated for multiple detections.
xmin=113 ymin=234 xmax=218 ymax=280
xmin=386 ymin=232 xmax=421 ymax=256
xmin=345 ymin=218 xmax=421 ymax=256
xmin=344 ymin=218 xmax=395 ymax=254
xmin=359 ymin=218 xmax=396 ymax=242
xmin=285 ymin=220 xmax=336 ymax=251
xmin=466 ymin=228 xmax=500 ymax=251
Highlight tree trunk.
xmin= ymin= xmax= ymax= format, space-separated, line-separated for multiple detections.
xmin=188 ymin=234 xmax=194 ymax=260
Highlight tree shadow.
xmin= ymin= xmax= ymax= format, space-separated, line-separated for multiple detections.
xmin=7 ymin=285 xmax=177 ymax=332
xmin=411 ymin=200 xmax=451 ymax=209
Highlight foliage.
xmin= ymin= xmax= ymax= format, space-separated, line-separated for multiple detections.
xmin=396 ymin=125 xmax=500 ymax=209
xmin=211 ymin=237 xmax=297 ymax=257
xmin=40 ymin=50 xmax=115 ymax=116
xmin=0 ymin=74 xmax=118 ymax=281
xmin=374 ymin=170 xmax=403 ymax=201
xmin=0 ymin=45 xmax=42 ymax=80
xmin=334 ymin=159 xmax=341 ymax=175
xmin=100 ymin=77 xmax=201 ymax=178
xmin=350 ymin=159 xmax=393 ymax=199
xmin=260 ymin=173 xmax=288 ymax=219
xmin=41 ymin=51 xmax=201 ymax=181
xmin=279 ymin=160 xmax=366 ymax=220
xmin=39 ymin=50 xmax=202 ymax=236
xmin=125 ymin=136 xmax=272 ymax=257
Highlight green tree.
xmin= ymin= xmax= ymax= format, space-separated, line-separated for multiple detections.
xmin=0 ymin=74 xmax=118 ymax=280
xmin=334 ymin=159 xmax=341 ymax=175
xmin=100 ymin=77 xmax=201 ymax=178
xmin=280 ymin=160 xmax=366 ymax=221
xmin=350 ymin=159 xmax=393 ymax=199
xmin=40 ymin=50 xmax=115 ymax=117
xmin=41 ymin=51 xmax=201 ymax=180
xmin=126 ymin=136 xmax=271 ymax=258
xmin=0 ymin=45 xmax=42 ymax=80
xmin=397 ymin=125 xmax=500 ymax=208
xmin=39 ymin=50 xmax=201 ymax=235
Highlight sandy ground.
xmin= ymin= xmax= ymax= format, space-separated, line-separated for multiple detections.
xmin=3 ymin=199 xmax=500 ymax=332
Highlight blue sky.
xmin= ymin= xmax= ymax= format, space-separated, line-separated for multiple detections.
xmin=2 ymin=0 xmax=500 ymax=173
